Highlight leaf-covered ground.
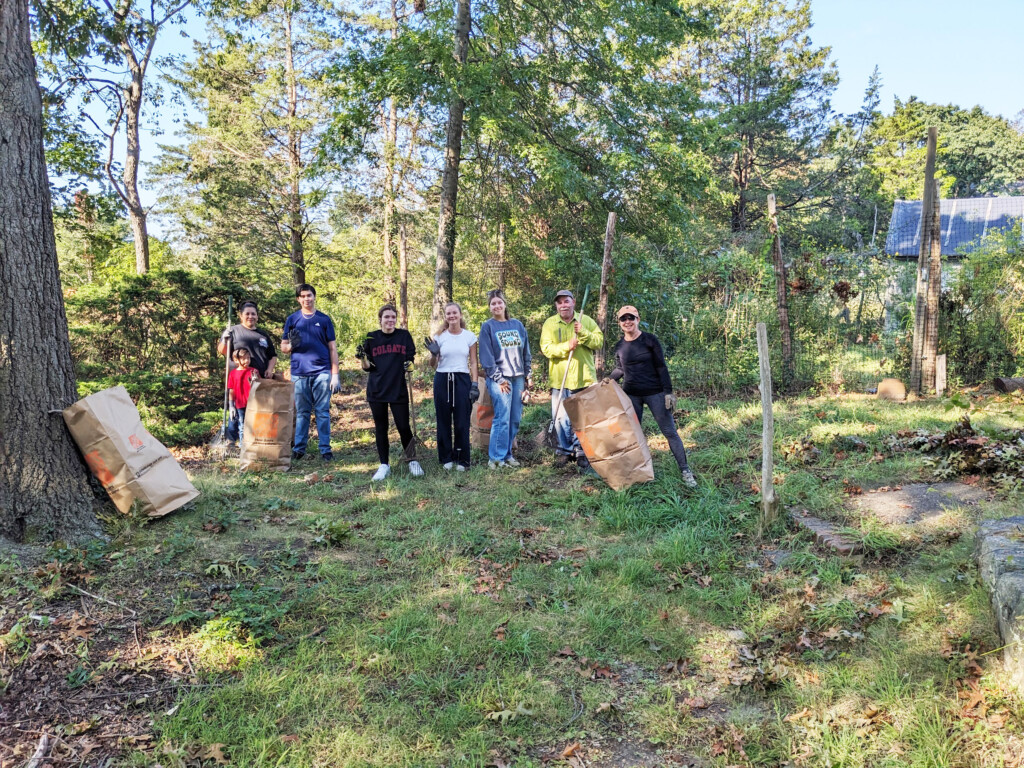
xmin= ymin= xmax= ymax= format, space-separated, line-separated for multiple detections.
xmin=3 ymin=386 xmax=1024 ymax=767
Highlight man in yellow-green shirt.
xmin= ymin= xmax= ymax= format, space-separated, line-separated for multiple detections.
xmin=540 ymin=289 xmax=604 ymax=469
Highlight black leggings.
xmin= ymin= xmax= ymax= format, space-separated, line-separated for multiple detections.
xmin=369 ymin=400 xmax=414 ymax=464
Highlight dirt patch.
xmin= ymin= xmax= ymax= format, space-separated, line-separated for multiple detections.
xmin=854 ymin=482 xmax=989 ymax=525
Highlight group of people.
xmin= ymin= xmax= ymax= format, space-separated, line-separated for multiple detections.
xmin=219 ymin=284 xmax=696 ymax=487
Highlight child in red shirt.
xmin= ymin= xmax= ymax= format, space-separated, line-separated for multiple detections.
xmin=227 ymin=348 xmax=258 ymax=445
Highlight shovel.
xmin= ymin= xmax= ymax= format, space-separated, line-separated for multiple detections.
xmin=210 ymin=296 xmax=233 ymax=455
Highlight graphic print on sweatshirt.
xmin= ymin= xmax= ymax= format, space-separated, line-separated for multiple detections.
xmin=495 ymin=330 xmax=523 ymax=349
xmin=371 ymin=341 xmax=408 ymax=357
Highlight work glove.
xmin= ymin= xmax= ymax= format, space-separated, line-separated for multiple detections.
xmin=330 ymin=374 xmax=341 ymax=394
xmin=404 ymin=360 xmax=414 ymax=372
xmin=287 ymin=328 xmax=301 ymax=350
xmin=469 ymin=382 xmax=480 ymax=403
xmin=424 ymin=336 xmax=441 ymax=356
xmin=229 ymin=405 xmax=239 ymax=420
xmin=665 ymin=393 xmax=677 ymax=412
xmin=520 ymin=389 xmax=531 ymax=405
xmin=221 ymin=330 xmax=231 ymax=342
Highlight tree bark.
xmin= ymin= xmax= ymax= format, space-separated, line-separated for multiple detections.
xmin=594 ymin=212 xmax=616 ymax=377
xmin=380 ymin=0 xmax=399 ymax=302
xmin=398 ymin=221 xmax=409 ymax=328
xmin=431 ymin=0 xmax=470 ymax=328
xmin=767 ymin=194 xmax=793 ymax=383
xmin=495 ymin=222 xmax=507 ymax=293
xmin=0 ymin=0 xmax=99 ymax=542
xmin=284 ymin=4 xmax=305 ymax=287
xmin=910 ymin=127 xmax=939 ymax=394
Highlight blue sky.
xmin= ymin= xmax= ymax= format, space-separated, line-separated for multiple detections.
xmin=812 ymin=0 xmax=1024 ymax=120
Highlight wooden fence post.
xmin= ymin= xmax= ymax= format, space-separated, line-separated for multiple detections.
xmin=756 ymin=322 xmax=778 ymax=530
xmin=595 ymin=211 xmax=617 ymax=377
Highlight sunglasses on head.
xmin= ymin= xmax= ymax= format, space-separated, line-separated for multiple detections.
xmin=618 ymin=314 xmax=637 ymax=322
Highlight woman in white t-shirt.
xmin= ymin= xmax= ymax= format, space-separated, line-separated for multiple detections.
xmin=425 ymin=302 xmax=479 ymax=470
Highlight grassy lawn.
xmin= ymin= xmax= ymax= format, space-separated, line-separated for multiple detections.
xmin=3 ymin=387 xmax=1024 ymax=766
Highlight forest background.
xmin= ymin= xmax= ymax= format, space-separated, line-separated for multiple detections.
xmin=32 ymin=0 xmax=1024 ymax=446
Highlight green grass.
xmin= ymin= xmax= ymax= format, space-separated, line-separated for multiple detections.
xmin=5 ymin=391 xmax=1024 ymax=767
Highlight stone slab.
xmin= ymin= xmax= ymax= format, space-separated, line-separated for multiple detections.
xmin=976 ymin=516 xmax=1024 ymax=693
xmin=854 ymin=482 xmax=988 ymax=525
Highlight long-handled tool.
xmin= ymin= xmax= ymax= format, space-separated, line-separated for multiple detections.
xmin=403 ymin=366 xmax=419 ymax=461
xmin=211 ymin=296 xmax=233 ymax=455
xmin=546 ymin=284 xmax=590 ymax=444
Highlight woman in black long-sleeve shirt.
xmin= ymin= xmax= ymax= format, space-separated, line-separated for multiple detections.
xmin=609 ymin=305 xmax=696 ymax=487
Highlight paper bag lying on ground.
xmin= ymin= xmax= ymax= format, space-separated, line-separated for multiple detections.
xmin=562 ymin=379 xmax=654 ymax=491
xmin=63 ymin=385 xmax=199 ymax=517
xmin=471 ymin=377 xmax=493 ymax=451
xmin=240 ymin=378 xmax=295 ymax=471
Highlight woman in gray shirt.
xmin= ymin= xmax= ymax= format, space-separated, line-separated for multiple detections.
xmin=478 ymin=290 xmax=532 ymax=468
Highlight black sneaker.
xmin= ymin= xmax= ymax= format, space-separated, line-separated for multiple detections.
xmin=321 ymin=452 xmax=334 ymax=463
xmin=291 ymin=450 xmax=305 ymax=461
xmin=554 ymin=454 xmax=571 ymax=468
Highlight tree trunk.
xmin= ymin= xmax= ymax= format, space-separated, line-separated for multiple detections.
xmin=910 ymin=127 xmax=939 ymax=394
xmin=121 ymin=44 xmax=150 ymax=273
xmin=398 ymin=221 xmax=409 ymax=328
xmin=284 ymin=5 xmax=305 ymax=287
xmin=431 ymin=0 xmax=470 ymax=328
xmin=921 ymin=179 xmax=942 ymax=392
xmin=767 ymin=194 xmax=793 ymax=383
xmin=495 ymin=221 xmax=507 ymax=292
xmin=594 ymin=212 xmax=616 ymax=377
xmin=0 ymin=0 xmax=99 ymax=542
xmin=380 ymin=0 xmax=399 ymax=302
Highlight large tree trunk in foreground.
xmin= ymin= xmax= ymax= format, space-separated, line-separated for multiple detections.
xmin=1 ymin=0 xmax=98 ymax=542
xmin=431 ymin=0 xmax=470 ymax=328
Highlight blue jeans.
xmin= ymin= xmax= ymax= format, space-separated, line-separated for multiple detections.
xmin=486 ymin=376 xmax=525 ymax=462
xmin=551 ymin=387 xmax=583 ymax=457
xmin=293 ymin=372 xmax=331 ymax=455
xmin=227 ymin=407 xmax=246 ymax=443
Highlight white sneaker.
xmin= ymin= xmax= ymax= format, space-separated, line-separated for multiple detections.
xmin=372 ymin=464 xmax=391 ymax=482
xmin=504 ymin=457 xmax=520 ymax=467
xmin=488 ymin=460 xmax=505 ymax=470
xmin=408 ymin=461 xmax=424 ymax=477
xmin=456 ymin=464 xmax=467 ymax=472
xmin=680 ymin=468 xmax=697 ymax=488
xmin=442 ymin=462 xmax=455 ymax=471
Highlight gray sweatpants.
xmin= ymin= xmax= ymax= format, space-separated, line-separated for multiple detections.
xmin=628 ymin=392 xmax=690 ymax=472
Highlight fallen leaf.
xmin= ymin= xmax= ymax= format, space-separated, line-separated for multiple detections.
xmin=303 ymin=472 xmax=319 ymax=484
xmin=684 ymin=696 xmax=708 ymax=709
xmin=202 ymin=744 xmax=229 ymax=765
xmin=658 ymin=610 xmax=669 ymax=621
xmin=494 ymin=623 xmax=507 ymax=642
xmin=556 ymin=646 xmax=576 ymax=658
xmin=281 ymin=735 xmax=300 ymax=743
xmin=561 ymin=742 xmax=582 ymax=758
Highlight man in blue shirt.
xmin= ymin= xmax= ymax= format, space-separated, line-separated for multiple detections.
xmin=281 ymin=284 xmax=340 ymax=462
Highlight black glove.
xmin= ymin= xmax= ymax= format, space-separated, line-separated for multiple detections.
xmin=354 ymin=342 xmax=367 ymax=360
xmin=469 ymin=382 xmax=480 ymax=403
xmin=287 ymin=328 xmax=301 ymax=350
xmin=424 ymin=336 xmax=441 ymax=356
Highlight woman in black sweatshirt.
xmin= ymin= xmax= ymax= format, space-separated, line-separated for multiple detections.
xmin=357 ymin=304 xmax=422 ymax=481
xmin=609 ymin=305 xmax=696 ymax=488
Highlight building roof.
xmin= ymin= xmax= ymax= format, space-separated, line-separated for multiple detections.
xmin=885 ymin=196 xmax=1024 ymax=258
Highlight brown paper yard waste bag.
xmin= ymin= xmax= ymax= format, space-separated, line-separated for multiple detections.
xmin=470 ymin=376 xmax=493 ymax=451
xmin=240 ymin=377 xmax=295 ymax=471
xmin=62 ymin=385 xmax=199 ymax=517
xmin=562 ymin=378 xmax=654 ymax=491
